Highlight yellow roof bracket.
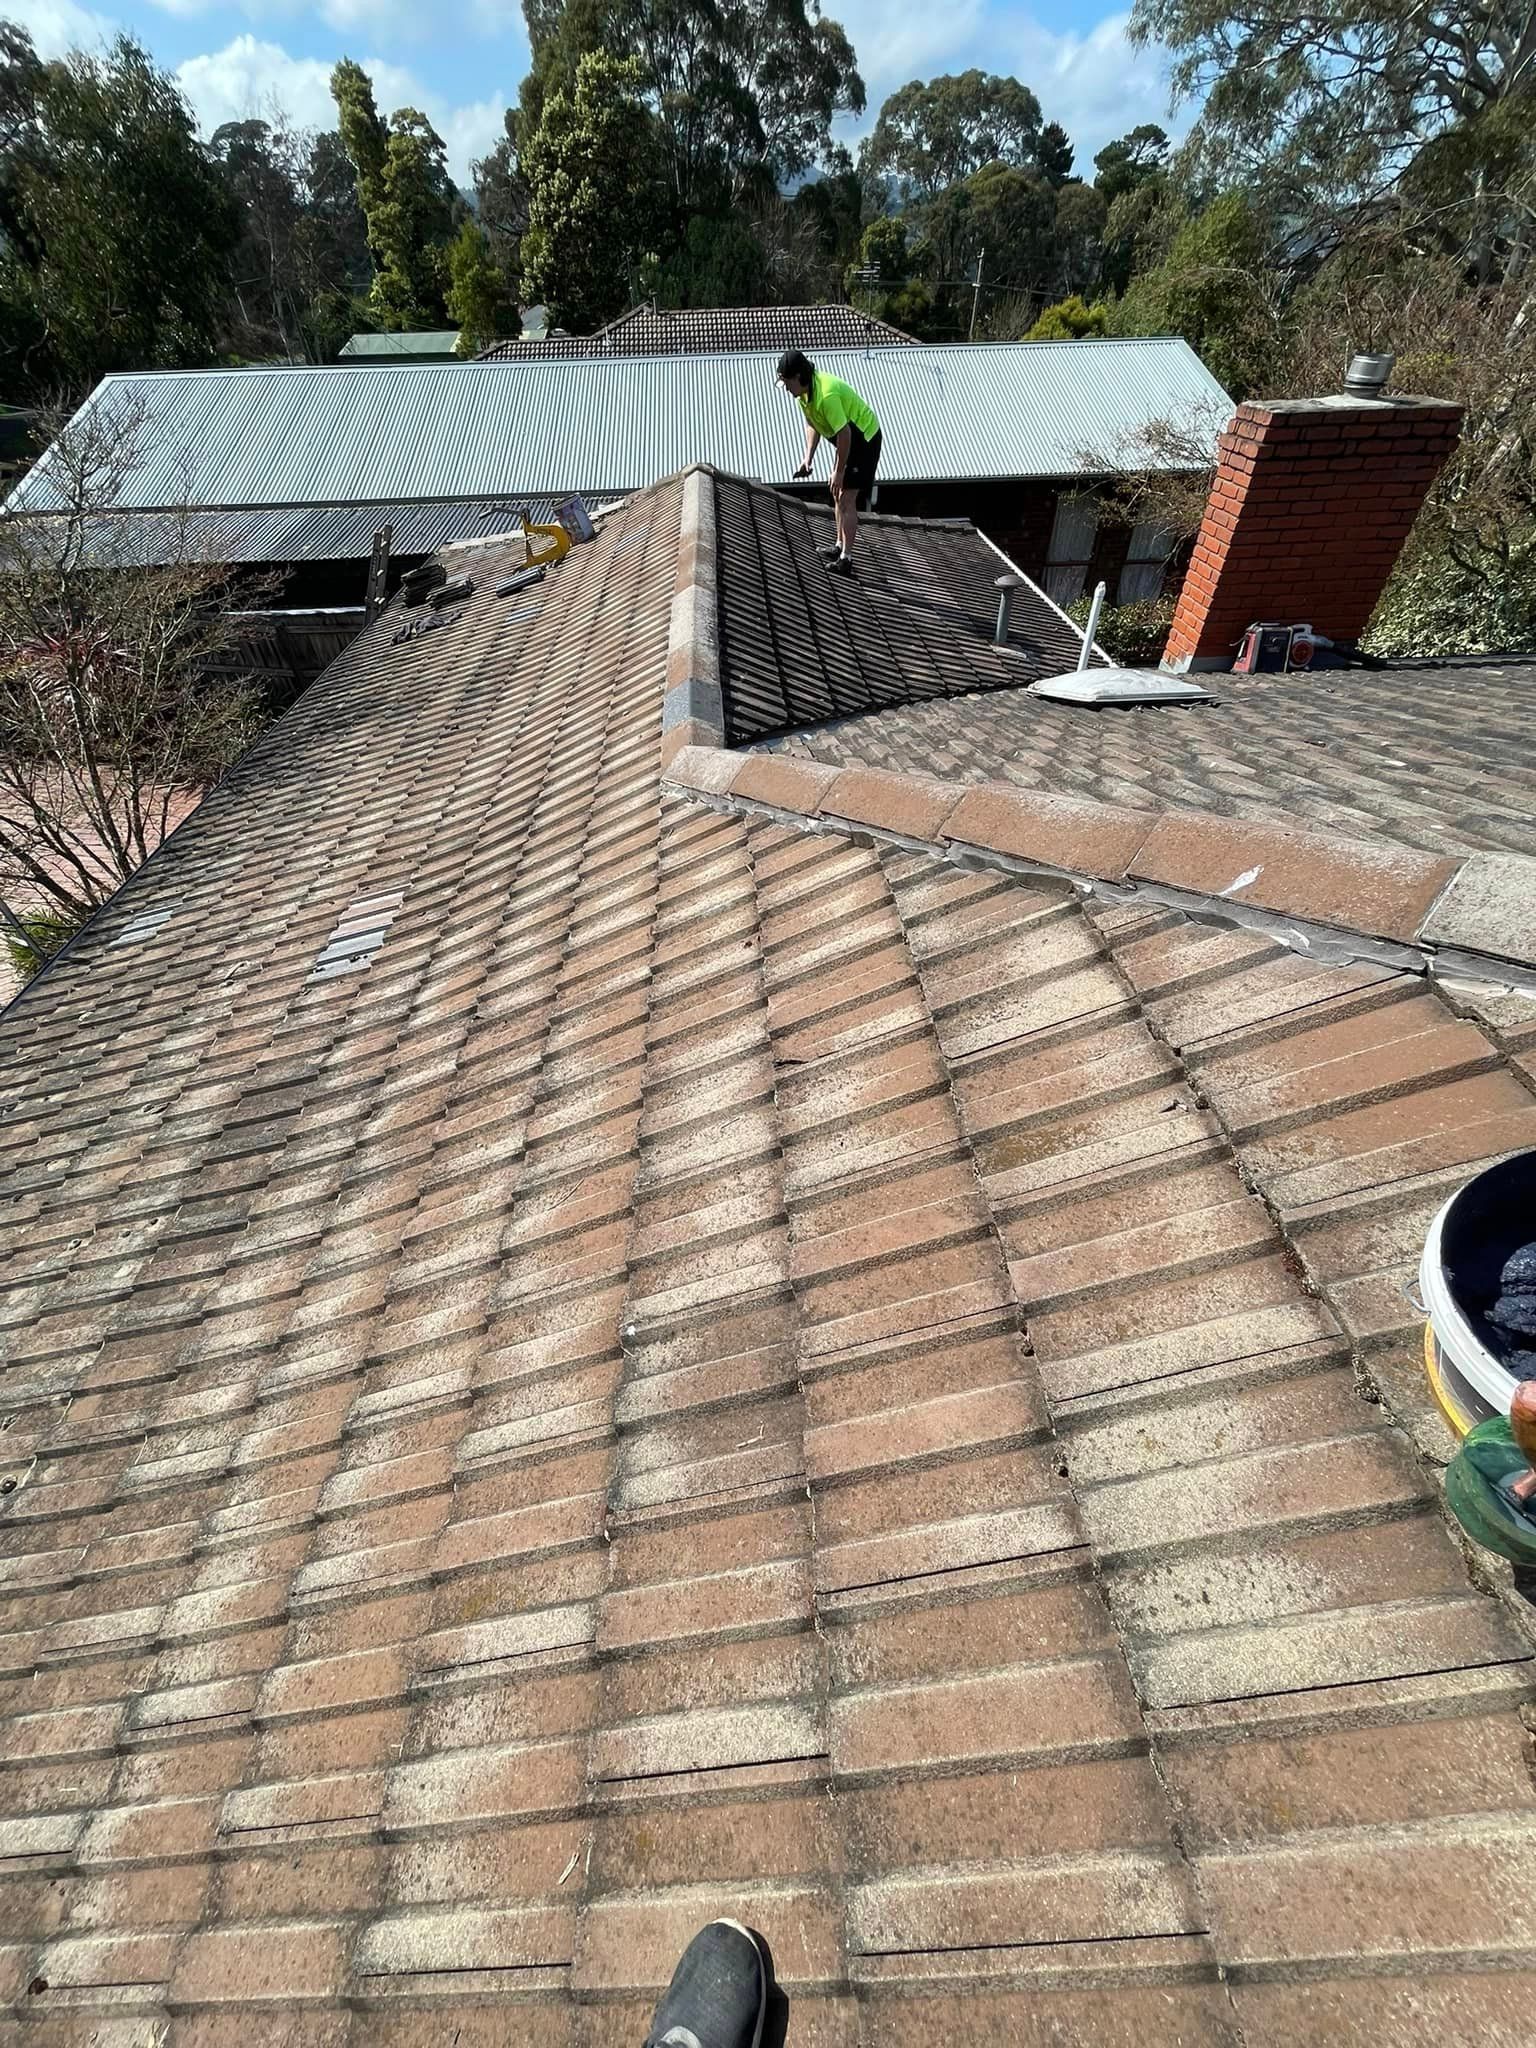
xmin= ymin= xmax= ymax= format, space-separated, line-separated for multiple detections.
xmin=524 ymin=521 xmax=572 ymax=568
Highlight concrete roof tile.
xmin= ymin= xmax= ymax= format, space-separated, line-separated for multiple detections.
xmin=944 ymin=780 xmax=1156 ymax=876
xmin=1129 ymin=811 xmax=1460 ymax=940
xmin=2 ymin=469 xmax=1533 ymax=2032
xmin=1420 ymin=849 xmax=1536 ymax=964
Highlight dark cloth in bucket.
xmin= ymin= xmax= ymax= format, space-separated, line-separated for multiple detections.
xmin=1439 ymin=1150 xmax=1536 ymax=1372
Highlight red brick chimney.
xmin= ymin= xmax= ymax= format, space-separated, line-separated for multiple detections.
xmin=1163 ymin=395 xmax=1464 ymax=670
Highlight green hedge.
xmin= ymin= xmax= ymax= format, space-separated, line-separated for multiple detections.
xmin=1066 ymin=593 xmax=1177 ymax=666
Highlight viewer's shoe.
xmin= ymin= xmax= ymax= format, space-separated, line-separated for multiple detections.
xmin=645 ymin=1919 xmax=768 ymax=2048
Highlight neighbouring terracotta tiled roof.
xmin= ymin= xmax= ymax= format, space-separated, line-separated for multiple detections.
xmin=3 ymin=467 xmax=1536 ymax=2040
xmin=765 ymin=655 xmax=1536 ymax=859
xmin=480 ymin=303 xmax=921 ymax=361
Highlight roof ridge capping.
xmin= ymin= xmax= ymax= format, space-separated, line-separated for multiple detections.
xmin=660 ymin=468 xmax=725 ymax=765
xmin=661 ymin=747 xmax=1536 ymax=993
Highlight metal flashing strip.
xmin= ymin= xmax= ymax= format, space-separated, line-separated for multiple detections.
xmin=112 ymin=906 xmax=175 ymax=947
xmin=309 ymin=888 xmax=405 ymax=983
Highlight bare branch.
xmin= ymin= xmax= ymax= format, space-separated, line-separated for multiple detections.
xmin=0 ymin=398 xmax=267 ymax=941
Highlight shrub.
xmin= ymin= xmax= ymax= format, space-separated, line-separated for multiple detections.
xmin=1026 ymin=293 xmax=1108 ymax=341
xmin=1066 ymin=592 xmax=1176 ymax=665
xmin=3 ymin=910 xmax=80 ymax=986
xmin=1365 ymin=546 xmax=1536 ymax=659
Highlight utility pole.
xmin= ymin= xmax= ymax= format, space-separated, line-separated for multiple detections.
xmin=969 ymin=247 xmax=985 ymax=342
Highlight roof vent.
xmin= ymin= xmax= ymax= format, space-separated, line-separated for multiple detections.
xmin=1030 ymin=665 xmax=1215 ymax=706
xmin=309 ymin=888 xmax=404 ymax=983
xmin=1028 ymin=577 xmax=1215 ymax=704
xmin=1342 ymin=351 xmax=1395 ymax=399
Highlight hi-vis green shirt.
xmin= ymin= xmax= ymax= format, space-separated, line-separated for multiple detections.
xmin=799 ymin=370 xmax=880 ymax=442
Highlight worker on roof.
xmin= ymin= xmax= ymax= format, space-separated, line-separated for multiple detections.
xmin=777 ymin=349 xmax=882 ymax=578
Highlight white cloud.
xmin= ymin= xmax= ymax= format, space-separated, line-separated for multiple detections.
xmin=441 ymin=96 xmax=511 ymax=177
xmin=830 ymin=0 xmax=987 ymax=92
xmin=1007 ymin=11 xmax=1180 ymax=164
xmin=147 ymin=0 xmax=518 ymax=40
xmin=174 ymin=34 xmax=509 ymax=178
xmin=5 ymin=0 xmax=118 ymax=56
xmin=178 ymin=34 xmax=389 ymax=132
xmin=829 ymin=0 xmax=1181 ymax=171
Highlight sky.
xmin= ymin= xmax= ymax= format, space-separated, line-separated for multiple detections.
xmin=7 ymin=0 xmax=1184 ymax=186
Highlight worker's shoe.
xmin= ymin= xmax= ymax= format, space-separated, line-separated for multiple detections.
xmin=644 ymin=1920 xmax=768 ymax=2048
xmin=817 ymin=543 xmax=843 ymax=562
xmin=826 ymin=554 xmax=855 ymax=578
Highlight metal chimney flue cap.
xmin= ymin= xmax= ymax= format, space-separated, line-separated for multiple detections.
xmin=1343 ymin=351 xmax=1396 ymax=398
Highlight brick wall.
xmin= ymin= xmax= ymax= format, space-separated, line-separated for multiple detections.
xmin=1163 ymin=395 xmax=1464 ymax=670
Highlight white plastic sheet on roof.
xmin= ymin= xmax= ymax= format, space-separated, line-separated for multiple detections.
xmin=9 ymin=340 xmax=1231 ymax=518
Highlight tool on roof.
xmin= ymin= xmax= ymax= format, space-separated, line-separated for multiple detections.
xmin=519 ymin=507 xmax=572 ymax=568
xmin=496 ymin=566 xmax=546 ymax=598
xmin=1025 ymin=577 xmax=1215 ymax=707
xmin=364 ymin=525 xmax=393 ymax=625
xmin=1444 ymin=1380 xmax=1536 ymax=1581
xmin=1234 ymin=622 xmax=1326 ymax=672
xmin=552 ymin=494 xmax=596 ymax=543
xmin=1418 ymin=1150 xmax=1536 ymax=1441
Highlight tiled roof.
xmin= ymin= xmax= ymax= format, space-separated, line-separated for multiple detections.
xmin=714 ymin=479 xmax=1091 ymax=742
xmin=479 ymin=302 xmax=921 ymax=360
xmin=3 ymin=467 xmax=1536 ymax=2038
xmin=765 ymin=657 xmax=1536 ymax=860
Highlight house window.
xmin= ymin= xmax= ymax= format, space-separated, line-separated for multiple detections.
xmin=1118 ymin=519 xmax=1176 ymax=603
xmin=1043 ymin=493 xmax=1098 ymax=604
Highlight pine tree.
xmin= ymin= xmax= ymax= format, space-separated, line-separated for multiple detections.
xmin=520 ymin=53 xmax=662 ymax=332
xmin=330 ymin=61 xmax=454 ymax=328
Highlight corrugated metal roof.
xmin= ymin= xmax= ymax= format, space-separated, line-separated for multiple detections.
xmin=74 ymin=498 xmax=573 ymax=566
xmin=339 ymin=332 xmax=462 ymax=358
xmin=9 ymin=340 xmax=1230 ymax=518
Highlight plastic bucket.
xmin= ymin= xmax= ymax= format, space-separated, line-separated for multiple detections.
xmin=1417 ymin=1150 xmax=1536 ymax=1438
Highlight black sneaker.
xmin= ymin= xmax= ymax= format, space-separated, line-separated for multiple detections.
xmin=645 ymin=1920 xmax=768 ymax=2048
xmin=826 ymin=554 xmax=854 ymax=577
xmin=817 ymin=543 xmax=843 ymax=562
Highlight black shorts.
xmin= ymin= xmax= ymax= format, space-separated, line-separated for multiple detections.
xmin=844 ymin=427 xmax=882 ymax=507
